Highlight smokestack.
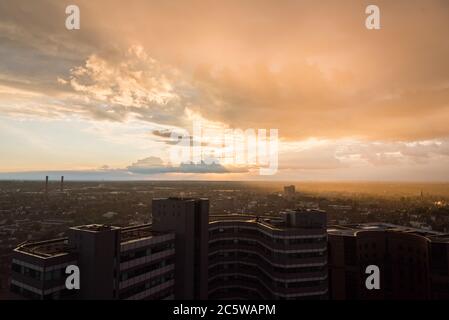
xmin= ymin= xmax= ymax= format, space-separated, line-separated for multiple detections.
xmin=60 ymin=176 xmax=64 ymax=192
xmin=45 ymin=176 xmax=49 ymax=194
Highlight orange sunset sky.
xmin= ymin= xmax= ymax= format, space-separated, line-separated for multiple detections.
xmin=0 ymin=0 xmax=449 ymax=181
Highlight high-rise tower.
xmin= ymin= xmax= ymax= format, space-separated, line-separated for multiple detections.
xmin=152 ymin=198 xmax=209 ymax=300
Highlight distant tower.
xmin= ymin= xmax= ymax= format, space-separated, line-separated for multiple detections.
xmin=45 ymin=176 xmax=49 ymax=194
xmin=60 ymin=176 xmax=64 ymax=192
xmin=283 ymin=185 xmax=296 ymax=199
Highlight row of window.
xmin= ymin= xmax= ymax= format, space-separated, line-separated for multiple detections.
xmin=12 ymin=263 xmax=65 ymax=281
xmin=210 ymin=264 xmax=324 ymax=288
xmin=210 ymin=287 xmax=325 ymax=300
xmin=209 ymin=239 xmax=325 ymax=259
xmin=209 ymin=251 xmax=325 ymax=274
xmin=119 ymin=273 xmax=174 ymax=299
xmin=120 ymin=241 xmax=174 ymax=263
xmin=10 ymin=283 xmax=77 ymax=300
xmin=120 ymin=258 xmax=174 ymax=281
xmin=10 ymin=284 xmax=41 ymax=300
xmin=210 ymin=226 xmax=326 ymax=244
xmin=209 ymin=274 xmax=326 ymax=290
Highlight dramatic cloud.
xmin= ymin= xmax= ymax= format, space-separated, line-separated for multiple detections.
xmin=127 ymin=157 xmax=248 ymax=174
xmin=1 ymin=0 xmax=449 ymax=180
xmin=59 ymin=46 xmax=192 ymax=125
xmin=2 ymin=0 xmax=449 ymax=140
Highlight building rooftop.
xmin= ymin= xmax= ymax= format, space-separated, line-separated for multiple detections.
xmin=428 ymin=234 xmax=449 ymax=243
xmin=327 ymin=222 xmax=448 ymax=241
xmin=209 ymin=211 xmax=326 ymax=230
xmin=154 ymin=197 xmax=209 ymax=202
xmin=70 ymin=224 xmax=120 ymax=233
xmin=120 ymin=224 xmax=171 ymax=244
xmin=14 ymin=238 xmax=71 ymax=259
xmin=14 ymin=224 xmax=175 ymax=258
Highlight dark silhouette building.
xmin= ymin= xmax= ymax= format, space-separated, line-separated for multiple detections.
xmin=152 ymin=197 xmax=209 ymax=300
xmin=328 ymin=223 xmax=449 ymax=300
xmin=10 ymin=224 xmax=175 ymax=300
xmin=208 ymin=209 xmax=328 ymax=300
xmin=283 ymin=185 xmax=296 ymax=199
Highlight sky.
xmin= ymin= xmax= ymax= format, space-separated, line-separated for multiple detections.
xmin=0 ymin=0 xmax=449 ymax=181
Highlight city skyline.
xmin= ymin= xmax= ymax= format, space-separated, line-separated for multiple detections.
xmin=1 ymin=1 xmax=449 ymax=181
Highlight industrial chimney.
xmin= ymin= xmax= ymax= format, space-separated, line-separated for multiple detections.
xmin=45 ymin=176 xmax=49 ymax=194
xmin=60 ymin=176 xmax=64 ymax=192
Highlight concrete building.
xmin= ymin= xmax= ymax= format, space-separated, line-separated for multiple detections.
xmin=67 ymin=224 xmax=120 ymax=299
xmin=152 ymin=197 xmax=209 ymax=300
xmin=10 ymin=224 xmax=175 ymax=300
xmin=208 ymin=209 xmax=328 ymax=300
xmin=118 ymin=224 xmax=175 ymax=300
xmin=427 ymin=234 xmax=449 ymax=299
xmin=328 ymin=223 xmax=449 ymax=300
xmin=10 ymin=238 xmax=78 ymax=300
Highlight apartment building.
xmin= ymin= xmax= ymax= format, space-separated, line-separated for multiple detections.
xmin=10 ymin=238 xmax=78 ymax=300
xmin=208 ymin=209 xmax=328 ymax=300
xmin=328 ymin=223 xmax=449 ymax=299
xmin=10 ymin=224 xmax=175 ymax=300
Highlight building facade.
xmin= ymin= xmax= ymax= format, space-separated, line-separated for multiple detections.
xmin=11 ymin=224 xmax=175 ymax=300
xmin=152 ymin=197 xmax=209 ymax=300
xmin=328 ymin=223 xmax=449 ymax=300
xmin=10 ymin=238 xmax=78 ymax=300
xmin=208 ymin=209 xmax=328 ymax=300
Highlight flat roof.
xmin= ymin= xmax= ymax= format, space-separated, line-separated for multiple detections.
xmin=14 ymin=224 xmax=174 ymax=258
xmin=209 ymin=213 xmax=314 ymax=231
xmin=153 ymin=197 xmax=208 ymax=202
xmin=70 ymin=224 xmax=120 ymax=232
xmin=15 ymin=238 xmax=70 ymax=259
xmin=327 ymin=222 xmax=448 ymax=241
xmin=120 ymin=224 xmax=172 ymax=244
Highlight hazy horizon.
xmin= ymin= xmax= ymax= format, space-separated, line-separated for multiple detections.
xmin=2 ymin=171 xmax=449 ymax=183
xmin=2 ymin=179 xmax=449 ymax=199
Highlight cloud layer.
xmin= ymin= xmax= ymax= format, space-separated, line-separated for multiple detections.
xmin=1 ymin=0 xmax=449 ymax=180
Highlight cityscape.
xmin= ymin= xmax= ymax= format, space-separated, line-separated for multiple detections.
xmin=1 ymin=0 xmax=449 ymax=305
xmin=1 ymin=179 xmax=448 ymax=300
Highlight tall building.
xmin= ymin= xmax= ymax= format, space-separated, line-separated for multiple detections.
xmin=152 ymin=197 xmax=209 ymax=300
xmin=208 ymin=209 xmax=328 ymax=300
xmin=283 ymin=185 xmax=296 ymax=199
xmin=10 ymin=224 xmax=175 ymax=300
xmin=67 ymin=224 xmax=120 ymax=299
xmin=328 ymin=223 xmax=449 ymax=300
